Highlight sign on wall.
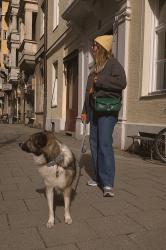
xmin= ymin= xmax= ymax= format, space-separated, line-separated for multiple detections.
xmin=2 ymin=84 xmax=12 ymax=91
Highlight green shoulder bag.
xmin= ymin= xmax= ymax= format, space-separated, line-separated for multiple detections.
xmin=93 ymin=95 xmax=122 ymax=112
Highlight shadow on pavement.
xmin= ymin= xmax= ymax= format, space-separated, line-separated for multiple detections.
xmin=79 ymin=153 xmax=94 ymax=178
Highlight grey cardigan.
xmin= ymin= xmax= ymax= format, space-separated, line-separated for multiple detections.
xmin=82 ymin=56 xmax=127 ymax=122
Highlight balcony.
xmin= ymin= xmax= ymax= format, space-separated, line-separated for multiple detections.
xmin=62 ymin=0 xmax=93 ymax=25
xmin=7 ymin=32 xmax=20 ymax=49
xmin=19 ymin=0 xmax=38 ymax=15
xmin=8 ymin=67 xmax=20 ymax=82
xmin=19 ymin=39 xmax=37 ymax=72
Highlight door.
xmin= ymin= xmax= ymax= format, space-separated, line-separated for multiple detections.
xmin=65 ymin=53 xmax=78 ymax=132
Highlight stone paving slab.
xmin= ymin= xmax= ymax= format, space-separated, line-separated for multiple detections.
xmin=90 ymin=198 xmax=142 ymax=216
xmin=123 ymin=195 xmax=166 ymax=211
xmin=39 ymin=244 xmax=79 ymax=250
xmin=77 ymin=235 xmax=141 ymax=250
xmin=0 ymin=175 xmax=32 ymax=185
xmin=38 ymin=222 xmax=98 ymax=248
xmin=127 ymin=209 xmax=166 ymax=230
xmin=2 ymin=188 xmax=41 ymax=201
xmin=129 ymin=227 xmax=166 ymax=250
xmin=0 ymin=183 xmax=18 ymax=192
xmin=85 ymin=215 xmax=145 ymax=238
xmin=0 ymin=214 xmax=9 ymax=230
xmin=0 ymin=200 xmax=28 ymax=214
xmin=0 ymin=228 xmax=45 ymax=250
xmin=55 ymin=199 xmax=103 ymax=223
xmin=24 ymin=197 xmax=48 ymax=211
xmin=8 ymin=210 xmax=59 ymax=229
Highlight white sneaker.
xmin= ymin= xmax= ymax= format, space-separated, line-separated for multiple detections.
xmin=103 ymin=186 xmax=115 ymax=197
xmin=87 ymin=179 xmax=98 ymax=186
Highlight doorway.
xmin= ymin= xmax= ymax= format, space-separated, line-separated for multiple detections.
xmin=64 ymin=50 xmax=78 ymax=132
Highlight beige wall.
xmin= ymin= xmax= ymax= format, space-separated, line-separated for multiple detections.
xmin=46 ymin=0 xmax=69 ymax=131
xmin=47 ymin=0 xmax=68 ymax=50
xmin=46 ymin=47 xmax=66 ymax=130
xmin=127 ymin=0 xmax=166 ymax=126
xmin=1 ymin=0 xmax=9 ymax=68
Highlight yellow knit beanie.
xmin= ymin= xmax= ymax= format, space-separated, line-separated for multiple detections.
xmin=94 ymin=35 xmax=113 ymax=52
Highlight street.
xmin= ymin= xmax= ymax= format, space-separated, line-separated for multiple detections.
xmin=0 ymin=124 xmax=166 ymax=250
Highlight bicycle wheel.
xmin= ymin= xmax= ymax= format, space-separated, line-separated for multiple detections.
xmin=154 ymin=128 xmax=166 ymax=163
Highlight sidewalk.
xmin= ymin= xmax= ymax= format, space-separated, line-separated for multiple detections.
xmin=0 ymin=124 xmax=166 ymax=250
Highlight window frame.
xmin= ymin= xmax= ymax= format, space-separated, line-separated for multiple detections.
xmin=150 ymin=0 xmax=166 ymax=93
xmin=53 ymin=0 xmax=59 ymax=31
xmin=40 ymin=3 xmax=45 ymax=38
xmin=51 ymin=61 xmax=58 ymax=108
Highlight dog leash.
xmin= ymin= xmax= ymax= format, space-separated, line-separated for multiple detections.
xmin=74 ymin=120 xmax=87 ymax=192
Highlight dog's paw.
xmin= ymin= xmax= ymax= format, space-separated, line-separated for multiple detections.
xmin=65 ymin=216 xmax=72 ymax=225
xmin=46 ymin=219 xmax=54 ymax=229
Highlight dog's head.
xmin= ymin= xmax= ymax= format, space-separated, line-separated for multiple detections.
xmin=19 ymin=132 xmax=47 ymax=156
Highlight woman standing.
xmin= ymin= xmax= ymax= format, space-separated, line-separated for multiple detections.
xmin=81 ymin=35 xmax=127 ymax=197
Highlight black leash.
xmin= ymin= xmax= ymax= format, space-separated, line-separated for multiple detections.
xmin=74 ymin=121 xmax=87 ymax=192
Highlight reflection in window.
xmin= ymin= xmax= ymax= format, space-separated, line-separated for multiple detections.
xmin=154 ymin=0 xmax=166 ymax=91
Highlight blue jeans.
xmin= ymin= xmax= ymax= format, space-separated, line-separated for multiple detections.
xmin=89 ymin=112 xmax=117 ymax=187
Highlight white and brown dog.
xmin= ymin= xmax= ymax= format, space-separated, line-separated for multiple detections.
xmin=19 ymin=131 xmax=76 ymax=228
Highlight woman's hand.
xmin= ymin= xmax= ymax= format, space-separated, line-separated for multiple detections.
xmin=81 ymin=113 xmax=87 ymax=122
xmin=94 ymin=75 xmax=98 ymax=84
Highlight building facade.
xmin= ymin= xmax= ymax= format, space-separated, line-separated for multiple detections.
xmin=125 ymin=0 xmax=166 ymax=149
xmin=45 ymin=0 xmax=130 ymax=147
xmin=17 ymin=0 xmax=38 ymax=124
xmin=46 ymin=0 xmax=69 ymax=132
xmin=1 ymin=0 xmax=166 ymax=151
xmin=0 ymin=0 xmax=10 ymax=117
xmin=33 ymin=0 xmax=45 ymax=128
xmin=5 ymin=0 xmax=20 ymax=122
xmin=45 ymin=0 xmax=166 ymax=149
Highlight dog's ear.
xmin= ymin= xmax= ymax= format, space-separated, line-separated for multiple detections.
xmin=34 ymin=133 xmax=47 ymax=148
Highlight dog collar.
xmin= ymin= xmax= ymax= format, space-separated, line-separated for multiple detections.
xmin=47 ymin=160 xmax=56 ymax=167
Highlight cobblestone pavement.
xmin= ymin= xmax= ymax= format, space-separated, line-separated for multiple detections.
xmin=0 ymin=124 xmax=166 ymax=250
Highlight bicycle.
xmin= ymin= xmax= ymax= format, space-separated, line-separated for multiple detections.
xmin=154 ymin=128 xmax=166 ymax=163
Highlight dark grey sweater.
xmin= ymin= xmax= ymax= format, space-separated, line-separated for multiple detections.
xmin=82 ymin=56 xmax=127 ymax=121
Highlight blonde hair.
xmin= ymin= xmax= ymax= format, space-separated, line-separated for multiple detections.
xmin=94 ymin=45 xmax=111 ymax=73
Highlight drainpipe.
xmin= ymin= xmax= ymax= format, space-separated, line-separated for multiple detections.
xmin=43 ymin=0 xmax=48 ymax=131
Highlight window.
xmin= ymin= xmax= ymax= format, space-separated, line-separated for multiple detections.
xmin=3 ymin=54 xmax=8 ymax=64
xmin=142 ymin=0 xmax=166 ymax=95
xmin=3 ymin=30 xmax=7 ymax=40
xmin=53 ymin=0 xmax=59 ymax=30
xmin=153 ymin=0 xmax=166 ymax=91
xmin=16 ymin=49 xmax=19 ymax=67
xmin=32 ymin=12 xmax=37 ymax=40
xmin=51 ymin=62 xmax=58 ymax=107
xmin=17 ymin=16 xmax=19 ymax=31
xmin=40 ymin=3 xmax=45 ymax=37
